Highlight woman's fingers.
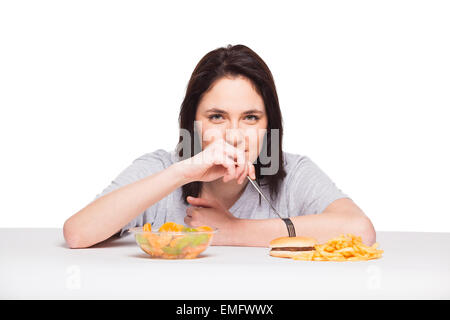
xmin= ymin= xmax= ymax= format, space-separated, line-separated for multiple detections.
xmin=248 ymin=161 xmax=256 ymax=180
xmin=236 ymin=161 xmax=255 ymax=184
xmin=206 ymin=141 xmax=233 ymax=180
xmin=184 ymin=214 xmax=192 ymax=226
xmin=222 ymin=141 xmax=247 ymax=182
xmin=236 ymin=160 xmax=248 ymax=184
xmin=219 ymin=156 xmax=236 ymax=183
xmin=222 ymin=141 xmax=246 ymax=169
xmin=204 ymin=138 xmax=254 ymax=183
xmin=186 ymin=196 xmax=216 ymax=208
xmin=210 ymin=139 xmax=244 ymax=182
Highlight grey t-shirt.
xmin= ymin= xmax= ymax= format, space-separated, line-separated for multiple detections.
xmin=94 ymin=149 xmax=349 ymax=236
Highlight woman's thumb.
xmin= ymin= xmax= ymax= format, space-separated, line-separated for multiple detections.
xmin=186 ymin=196 xmax=215 ymax=208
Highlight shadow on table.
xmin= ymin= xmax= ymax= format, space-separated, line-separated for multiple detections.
xmin=58 ymin=233 xmax=136 ymax=249
xmin=128 ymin=252 xmax=213 ymax=260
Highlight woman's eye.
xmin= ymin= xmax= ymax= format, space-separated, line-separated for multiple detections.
xmin=244 ymin=115 xmax=259 ymax=121
xmin=208 ymin=114 xmax=224 ymax=121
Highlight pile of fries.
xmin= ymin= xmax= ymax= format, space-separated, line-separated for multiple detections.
xmin=292 ymin=234 xmax=383 ymax=261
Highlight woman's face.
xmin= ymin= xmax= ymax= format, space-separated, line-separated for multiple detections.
xmin=195 ymin=76 xmax=268 ymax=164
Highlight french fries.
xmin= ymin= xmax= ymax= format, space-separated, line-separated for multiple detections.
xmin=292 ymin=234 xmax=383 ymax=261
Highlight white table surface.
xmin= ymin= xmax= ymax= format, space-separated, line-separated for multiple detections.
xmin=1 ymin=228 xmax=449 ymax=299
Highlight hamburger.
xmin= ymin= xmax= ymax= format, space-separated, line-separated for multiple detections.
xmin=269 ymin=236 xmax=318 ymax=258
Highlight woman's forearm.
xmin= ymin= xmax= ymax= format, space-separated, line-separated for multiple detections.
xmin=63 ymin=163 xmax=188 ymax=248
xmin=229 ymin=212 xmax=375 ymax=247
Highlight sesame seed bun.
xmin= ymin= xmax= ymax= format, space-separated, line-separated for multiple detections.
xmin=269 ymin=236 xmax=318 ymax=248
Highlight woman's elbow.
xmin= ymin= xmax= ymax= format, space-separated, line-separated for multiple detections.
xmin=63 ymin=219 xmax=90 ymax=249
xmin=356 ymin=216 xmax=376 ymax=246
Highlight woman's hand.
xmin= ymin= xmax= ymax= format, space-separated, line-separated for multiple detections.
xmin=174 ymin=138 xmax=256 ymax=184
xmin=184 ymin=196 xmax=239 ymax=245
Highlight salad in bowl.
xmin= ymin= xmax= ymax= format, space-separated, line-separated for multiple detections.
xmin=129 ymin=222 xmax=217 ymax=259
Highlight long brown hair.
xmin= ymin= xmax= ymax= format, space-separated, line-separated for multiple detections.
xmin=177 ymin=44 xmax=286 ymax=205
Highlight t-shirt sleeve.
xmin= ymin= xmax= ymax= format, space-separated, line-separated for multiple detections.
xmin=285 ymin=156 xmax=350 ymax=216
xmin=92 ymin=149 xmax=169 ymax=236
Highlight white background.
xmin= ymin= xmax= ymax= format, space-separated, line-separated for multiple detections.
xmin=0 ymin=0 xmax=449 ymax=232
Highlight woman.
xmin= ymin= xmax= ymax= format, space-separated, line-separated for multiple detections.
xmin=63 ymin=44 xmax=375 ymax=249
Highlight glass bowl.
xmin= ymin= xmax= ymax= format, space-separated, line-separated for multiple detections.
xmin=128 ymin=227 xmax=218 ymax=259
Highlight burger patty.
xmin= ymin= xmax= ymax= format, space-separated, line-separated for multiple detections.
xmin=270 ymin=247 xmax=315 ymax=251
